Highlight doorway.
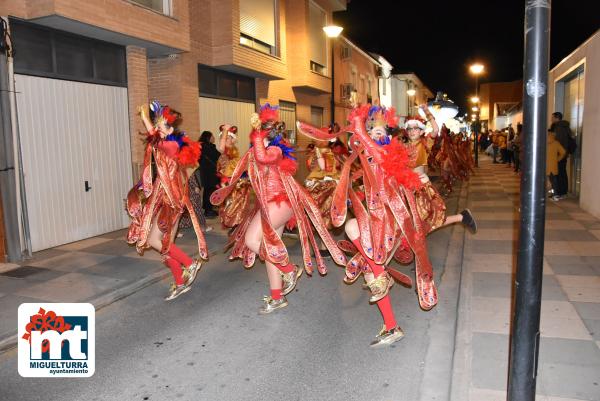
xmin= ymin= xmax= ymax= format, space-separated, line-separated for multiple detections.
xmin=556 ymin=65 xmax=584 ymax=197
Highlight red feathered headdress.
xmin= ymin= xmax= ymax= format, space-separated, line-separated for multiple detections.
xmin=259 ymin=103 xmax=280 ymax=123
xmin=150 ymin=100 xmax=179 ymax=126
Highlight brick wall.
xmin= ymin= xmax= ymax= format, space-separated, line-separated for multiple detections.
xmin=5 ymin=0 xmax=191 ymax=52
xmin=333 ymin=37 xmax=380 ymax=125
xmin=147 ymin=53 xmax=200 ymax=138
xmin=126 ymin=46 xmax=149 ymax=179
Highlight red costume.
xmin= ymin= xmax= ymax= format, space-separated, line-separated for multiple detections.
xmin=210 ymin=105 xmax=346 ymax=276
xmin=298 ymin=105 xmax=440 ymax=324
xmin=126 ymin=101 xmax=205 ymax=300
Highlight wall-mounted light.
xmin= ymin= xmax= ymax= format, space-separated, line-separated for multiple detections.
xmin=323 ymin=25 xmax=343 ymax=38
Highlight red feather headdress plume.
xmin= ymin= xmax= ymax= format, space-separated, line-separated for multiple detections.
xmin=348 ymin=104 xmax=371 ymax=122
xmin=162 ymin=106 xmax=178 ymax=125
xmin=259 ymin=103 xmax=280 ymax=123
xmin=385 ymin=107 xmax=399 ymax=128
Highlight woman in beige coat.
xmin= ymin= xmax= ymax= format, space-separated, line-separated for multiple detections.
xmin=547 ymin=129 xmax=566 ymax=201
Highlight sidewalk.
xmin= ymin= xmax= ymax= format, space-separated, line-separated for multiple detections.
xmin=0 ymin=223 xmax=228 ymax=351
xmin=451 ymin=157 xmax=600 ymax=401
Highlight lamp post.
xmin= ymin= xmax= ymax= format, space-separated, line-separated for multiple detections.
xmin=323 ymin=25 xmax=343 ymax=126
xmin=469 ymin=63 xmax=484 ymax=166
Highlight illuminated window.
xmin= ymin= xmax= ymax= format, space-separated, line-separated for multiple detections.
xmin=239 ymin=0 xmax=277 ymax=56
xmin=309 ymin=1 xmax=327 ymax=74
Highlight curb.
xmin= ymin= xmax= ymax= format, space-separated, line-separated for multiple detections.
xmin=449 ymin=178 xmax=474 ymax=401
xmin=418 ymin=181 xmax=469 ymax=401
xmin=0 ymin=248 xmax=220 ymax=353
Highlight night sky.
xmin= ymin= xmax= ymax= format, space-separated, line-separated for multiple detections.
xmin=334 ymin=0 xmax=599 ymax=113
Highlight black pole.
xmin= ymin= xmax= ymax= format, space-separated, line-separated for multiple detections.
xmin=507 ymin=1 xmax=550 ymax=400
xmin=0 ymin=17 xmax=23 ymax=262
xmin=474 ymin=76 xmax=479 ymax=167
xmin=330 ymin=37 xmax=335 ymax=125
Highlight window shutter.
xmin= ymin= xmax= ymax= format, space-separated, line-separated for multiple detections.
xmin=240 ymin=0 xmax=276 ymax=46
xmin=309 ymin=1 xmax=327 ymax=67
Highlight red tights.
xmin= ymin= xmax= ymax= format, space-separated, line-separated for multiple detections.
xmin=351 ymin=239 xmax=397 ymax=330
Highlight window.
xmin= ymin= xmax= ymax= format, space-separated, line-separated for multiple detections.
xmin=311 ymin=106 xmax=324 ymax=128
xmin=55 ymin=35 xmax=93 ymax=79
xmin=279 ymin=101 xmax=297 ymax=145
xmin=131 ymin=0 xmax=172 ymax=16
xmin=11 ymin=23 xmax=53 ymax=74
xmin=239 ymin=0 xmax=277 ymax=56
xmin=198 ymin=65 xmax=255 ymax=102
xmin=340 ymin=45 xmax=352 ymax=60
xmin=309 ymin=1 xmax=327 ymax=74
xmin=11 ymin=19 xmax=127 ymax=87
xmin=310 ymin=61 xmax=326 ymax=75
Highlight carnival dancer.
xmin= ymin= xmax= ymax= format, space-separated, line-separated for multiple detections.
xmin=304 ymin=140 xmax=340 ymax=229
xmin=210 ymin=104 xmax=346 ymax=314
xmin=215 ymin=124 xmax=252 ymax=228
xmin=298 ymin=105 xmax=433 ymax=347
xmin=403 ymin=108 xmax=477 ymax=234
xmin=127 ymin=101 xmax=206 ymax=301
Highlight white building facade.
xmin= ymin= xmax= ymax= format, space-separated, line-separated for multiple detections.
xmin=547 ymin=29 xmax=600 ymax=218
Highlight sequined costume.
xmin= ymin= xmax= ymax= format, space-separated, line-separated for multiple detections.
xmin=405 ymin=137 xmax=447 ymax=234
xmin=216 ymin=143 xmax=252 ymax=228
xmin=304 ymin=144 xmax=339 ymax=228
xmin=210 ymin=108 xmax=346 ymax=276
xmin=297 ymin=105 xmax=440 ymax=311
xmin=126 ymin=123 xmax=207 ymax=259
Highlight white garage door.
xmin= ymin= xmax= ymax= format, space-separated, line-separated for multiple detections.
xmin=15 ymin=75 xmax=132 ymax=251
xmin=199 ymin=97 xmax=256 ymax=152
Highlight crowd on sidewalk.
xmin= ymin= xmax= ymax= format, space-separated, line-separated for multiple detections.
xmin=476 ymin=111 xmax=577 ymax=202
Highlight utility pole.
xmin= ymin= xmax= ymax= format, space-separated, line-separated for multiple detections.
xmin=0 ymin=17 xmax=23 ymax=262
xmin=507 ymin=1 xmax=551 ymax=400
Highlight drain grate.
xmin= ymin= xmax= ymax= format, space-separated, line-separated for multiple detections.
xmin=0 ymin=266 xmax=52 ymax=278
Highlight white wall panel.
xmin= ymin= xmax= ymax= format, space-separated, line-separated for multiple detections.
xmin=15 ymin=75 xmax=132 ymax=251
xmin=199 ymin=97 xmax=256 ymax=153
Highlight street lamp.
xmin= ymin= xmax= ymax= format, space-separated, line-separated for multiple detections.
xmin=472 ymin=106 xmax=479 ymax=112
xmin=469 ymin=63 xmax=484 ymax=75
xmin=469 ymin=62 xmax=485 ymax=166
xmin=323 ymin=25 xmax=343 ymax=126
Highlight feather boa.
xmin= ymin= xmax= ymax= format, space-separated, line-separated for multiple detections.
xmin=381 ymin=138 xmax=422 ymax=190
xmin=269 ymin=135 xmax=296 ymax=161
xmin=177 ymin=136 xmax=201 ymax=167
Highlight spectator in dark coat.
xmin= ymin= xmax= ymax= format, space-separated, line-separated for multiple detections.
xmin=549 ymin=112 xmax=573 ymax=197
xmin=198 ymin=130 xmax=221 ymax=217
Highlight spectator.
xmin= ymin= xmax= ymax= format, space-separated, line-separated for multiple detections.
xmin=492 ymin=131 xmax=500 ymax=163
xmin=498 ymin=131 xmax=507 ymax=163
xmin=199 ymin=130 xmax=221 ymax=218
xmin=549 ymin=112 xmax=574 ymax=198
xmin=547 ymin=128 xmax=566 ymax=201
xmin=513 ymin=123 xmax=522 ymax=173
xmin=506 ymin=125 xmax=515 ymax=168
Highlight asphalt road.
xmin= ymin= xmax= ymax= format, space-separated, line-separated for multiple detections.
xmin=0 ymin=190 xmax=460 ymax=401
